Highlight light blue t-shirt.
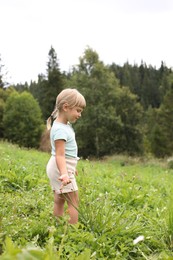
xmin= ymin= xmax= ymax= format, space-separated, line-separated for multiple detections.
xmin=50 ymin=121 xmax=78 ymax=158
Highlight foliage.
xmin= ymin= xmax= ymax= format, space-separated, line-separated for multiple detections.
xmin=0 ymin=87 xmax=17 ymax=138
xmin=3 ymin=92 xmax=44 ymax=148
xmin=1 ymin=142 xmax=173 ymax=259
xmin=147 ymin=86 xmax=173 ymax=157
xmin=113 ymin=86 xmax=144 ymax=155
xmin=14 ymin=82 xmax=29 ymax=92
xmin=0 ymin=55 xmax=5 ymax=88
xmin=109 ymin=61 xmax=172 ymax=110
xmin=67 ymin=47 xmax=144 ymax=157
xmin=9 ymin=46 xmax=173 ymax=158
xmin=30 ymin=47 xmax=65 ymax=120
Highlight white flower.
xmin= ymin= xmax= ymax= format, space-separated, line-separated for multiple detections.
xmin=133 ymin=235 xmax=144 ymax=245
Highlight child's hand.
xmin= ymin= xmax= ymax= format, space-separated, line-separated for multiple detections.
xmin=59 ymin=174 xmax=71 ymax=188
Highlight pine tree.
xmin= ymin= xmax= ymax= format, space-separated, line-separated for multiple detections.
xmin=148 ymin=85 xmax=173 ymax=157
xmin=30 ymin=47 xmax=64 ymax=121
xmin=0 ymin=55 xmax=5 ymax=88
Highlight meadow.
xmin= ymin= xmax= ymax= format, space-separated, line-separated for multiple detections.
xmin=0 ymin=141 xmax=173 ymax=259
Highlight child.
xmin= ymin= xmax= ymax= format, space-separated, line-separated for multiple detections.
xmin=46 ymin=88 xmax=86 ymax=224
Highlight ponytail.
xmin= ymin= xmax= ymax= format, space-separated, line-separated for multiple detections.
xmin=46 ymin=116 xmax=52 ymax=130
xmin=46 ymin=107 xmax=59 ymax=130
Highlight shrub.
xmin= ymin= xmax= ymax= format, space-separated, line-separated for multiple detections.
xmin=0 ymin=87 xmax=16 ymax=138
xmin=3 ymin=91 xmax=44 ymax=148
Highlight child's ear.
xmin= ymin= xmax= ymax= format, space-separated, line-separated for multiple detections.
xmin=63 ymin=103 xmax=69 ymax=111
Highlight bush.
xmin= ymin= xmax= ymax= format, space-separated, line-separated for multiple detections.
xmin=3 ymin=91 xmax=44 ymax=148
xmin=0 ymin=87 xmax=16 ymax=138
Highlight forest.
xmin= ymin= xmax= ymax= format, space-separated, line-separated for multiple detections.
xmin=0 ymin=46 xmax=173 ymax=158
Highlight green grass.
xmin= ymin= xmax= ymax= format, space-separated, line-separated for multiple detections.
xmin=0 ymin=141 xmax=173 ymax=259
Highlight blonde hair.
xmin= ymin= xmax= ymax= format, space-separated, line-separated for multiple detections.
xmin=47 ymin=88 xmax=86 ymax=130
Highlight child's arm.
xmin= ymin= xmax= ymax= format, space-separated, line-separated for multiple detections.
xmin=55 ymin=139 xmax=71 ymax=186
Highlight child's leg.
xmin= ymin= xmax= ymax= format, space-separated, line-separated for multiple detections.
xmin=53 ymin=191 xmax=65 ymax=217
xmin=66 ymin=191 xmax=79 ymax=224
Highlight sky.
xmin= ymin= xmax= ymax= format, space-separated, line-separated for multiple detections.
xmin=0 ymin=0 xmax=173 ymax=85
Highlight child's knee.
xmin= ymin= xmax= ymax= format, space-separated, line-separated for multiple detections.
xmin=54 ymin=193 xmax=64 ymax=204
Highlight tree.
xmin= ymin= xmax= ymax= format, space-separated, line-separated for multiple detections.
xmin=30 ymin=47 xmax=64 ymax=120
xmin=3 ymin=92 xmax=44 ymax=148
xmin=0 ymin=54 xmax=10 ymax=88
xmin=68 ymin=47 xmax=119 ymax=157
xmin=114 ymin=86 xmax=144 ymax=154
xmin=67 ymin=47 xmax=144 ymax=157
xmin=147 ymin=85 xmax=173 ymax=157
xmin=14 ymin=82 xmax=29 ymax=92
xmin=109 ymin=61 xmax=173 ymax=111
xmin=0 ymin=87 xmax=16 ymax=137
xmin=0 ymin=55 xmax=5 ymax=88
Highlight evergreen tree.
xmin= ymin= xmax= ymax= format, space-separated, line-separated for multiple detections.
xmin=45 ymin=46 xmax=64 ymax=119
xmin=147 ymin=85 xmax=173 ymax=157
xmin=0 ymin=55 xmax=5 ymax=88
xmin=30 ymin=47 xmax=64 ymax=121
xmin=14 ymin=82 xmax=29 ymax=92
xmin=109 ymin=61 xmax=172 ymax=110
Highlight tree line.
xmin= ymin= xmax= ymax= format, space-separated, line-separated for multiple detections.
xmin=0 ymin=47 xmax=173 ymax=158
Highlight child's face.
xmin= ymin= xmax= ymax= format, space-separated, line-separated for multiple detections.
xmin=67 ymin=106 xmax=83 ymax=123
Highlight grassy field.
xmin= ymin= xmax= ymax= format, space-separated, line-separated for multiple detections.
xmin=0 ymin=141 xmax=173 ymax=259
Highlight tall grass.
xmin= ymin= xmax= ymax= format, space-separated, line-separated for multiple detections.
xmin=0 ymin=141 xmax=173 ymax=259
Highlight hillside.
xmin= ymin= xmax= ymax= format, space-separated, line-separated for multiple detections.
xmin=0 ymin=141 xmax=173 ymax=259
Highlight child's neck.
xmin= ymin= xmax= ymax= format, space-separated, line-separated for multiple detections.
xmin=56 ymin=115 xmax=68 ymax=124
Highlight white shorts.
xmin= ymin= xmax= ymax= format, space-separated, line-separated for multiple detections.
xmin=46 ymin=156 xmax=78 ymax=194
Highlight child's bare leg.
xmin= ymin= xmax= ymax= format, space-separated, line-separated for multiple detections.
xmin=53 ymin=191 xmax=65 ymax=217
xmin=66 ymin=191 xmax=79 ymax=224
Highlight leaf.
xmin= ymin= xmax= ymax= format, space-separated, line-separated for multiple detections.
xmin=2 ymin=237 xmax=21 ymax=257
xmin=76 ymin=249 xmax=91 ymax=260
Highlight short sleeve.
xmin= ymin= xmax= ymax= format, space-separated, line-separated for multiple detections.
xmin=53 ymin=128 xmax=68 ymax=141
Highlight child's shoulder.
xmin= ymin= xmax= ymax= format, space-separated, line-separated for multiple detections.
xmin=52 ymin=121 xmax=72 ymax=132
